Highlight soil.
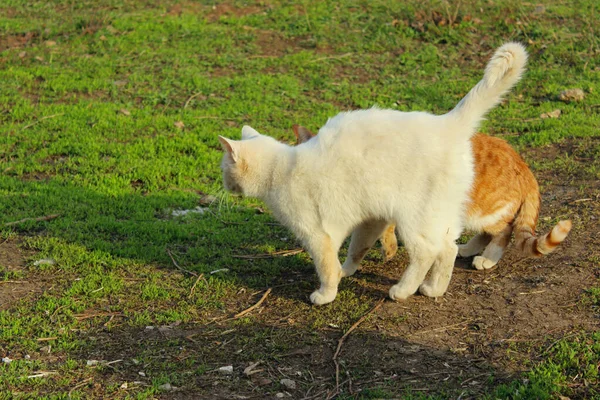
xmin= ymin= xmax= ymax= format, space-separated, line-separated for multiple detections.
xmin=75 ymin=139 xmax=600 ymax=399
xmin=2 ymin=140 xmax=598 ymax=399
xmin=0 ymin=241 xmax=42 ymax=311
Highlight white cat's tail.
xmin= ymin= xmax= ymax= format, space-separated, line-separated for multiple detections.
xmin=448 ymin=42 xmax=528 ymax=136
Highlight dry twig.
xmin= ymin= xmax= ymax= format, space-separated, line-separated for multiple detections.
xmin=188 ymin=273 xmax=206 ymax=299
xmin=232 ymin=248 xmax=303 ymax=259
xmin=36 ymin=337 xmax=57 ymax=342
xmin=4 ymin=214 xmax=60 ymax=226
xmin=234 ymin=288 xmax=272 ymax=318
xmin=21 ymin=113 xmax=64 ymax=130
xmin=166 ymin=248 xmax=198 ymax=277
xmin=68 ymin=377 xmax=93 ymax=396
xmin=329 ymin=298 xmax=385 ymax=398
xmin=409 ymin=319 xmax=472 ymax=336
xmin=183 ymin=92 xmax=204 ymax=109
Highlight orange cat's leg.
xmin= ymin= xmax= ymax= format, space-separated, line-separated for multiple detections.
xmin=473 ymin=225 xmax=513 ymax=270
xmin=458 ymin=233 xmax=492 ymax=258
xmin=342 ymin=220 xmax=389 ymax=277
xmin=379 ymin=224 xmax=398 ymax=261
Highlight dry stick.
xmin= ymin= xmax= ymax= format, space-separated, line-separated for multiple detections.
xmin=36 ymin=337 xmax=57 ymax=342
xmin=4 ymin=214 xmax=60 ymax=227
xmin=183 ymin=92 xmax=204 ymax=109
xmin=166 ymin=248 xmax=198 ymax=277
xmin=188 ymin=273 xmax=206 ymax=299
xmin=409 ymin=319 xmax=472 ymax=337
xmin=234 ymin=288 xmax=272 ymax=318
xmin=329 ymin=298 xmax=385 ymax=398
xmin=68 ymin=377 xmax=93 ymax=397
xmin=232 ymin=248 xmax=304 ymax=259
xmin=310 ymin=52 xmax=353 ymax=63
xmin=21 ymin=113 xmax=64 ymax=130
xmin=73 ymin=312 xmax=123 ymax=321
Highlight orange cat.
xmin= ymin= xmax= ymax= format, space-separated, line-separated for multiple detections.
xmin=292 ymin=125 xmax=572 ymax=270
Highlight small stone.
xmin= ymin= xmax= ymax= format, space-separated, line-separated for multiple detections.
xmin=559 ymin=88 xmax=584 ymax=102
xmin=280 ymin=378 xmax=296 ymax=390
xmin=145 ymin=326 xmax=154 ymax=330
xmin=257 ymin=378 xmax=272 ymax=386
xmin=275 ymin=394 xmax=285 ymax=399
xmin=24 ymin=355 xmax=31 ymax=360
xmin=86 ymin=360 xmax=100 ymax=366
xmin=2 ymin=357 xmax=12 ymax=364
xmin=159 ymin=383 xmax=175 ymax=391
xmin=138 ymin=371 xmax=146 ymax=377
xmin=218 ymin=365 xmax=233 ymax=374
xmin=33 ymin=258 xmax=56 ymax=266
xmin=120 ymin=382 xmax=128 ymax=389
xmin=540 ymin=109 xmax=561 ymax=119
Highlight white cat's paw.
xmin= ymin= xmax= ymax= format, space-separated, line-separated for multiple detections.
xmin=389 ymin=283 xmax=415 ymax=301
xmin=418 ymin=282 xmax=446 ymax=298
xmin=309 ymin=288 xmax=337 ymax=305
xmin=472 ymin=256 xmax=497 ymax=270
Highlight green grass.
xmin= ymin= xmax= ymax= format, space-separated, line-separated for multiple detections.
xmin=1 ymin=0 xmax=599 ymax=398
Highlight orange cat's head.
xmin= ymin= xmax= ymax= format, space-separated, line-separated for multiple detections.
xmin=292 ymin=125 xmax=316 ymax=145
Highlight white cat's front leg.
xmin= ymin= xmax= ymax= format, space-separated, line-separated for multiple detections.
xmin=306 ymin=234 xmax=343 ymax=305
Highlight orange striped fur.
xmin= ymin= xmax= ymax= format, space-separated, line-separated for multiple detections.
xmin=292 ymin=125 xmax=572 ymax=270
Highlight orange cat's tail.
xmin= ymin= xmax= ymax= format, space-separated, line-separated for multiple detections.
xmin=514 ymin=191 xmax=572 ymax=257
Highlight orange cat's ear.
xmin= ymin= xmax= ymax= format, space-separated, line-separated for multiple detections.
xmin=218 ymin=136 xmax=239 ymax=163
xmin=292 ymin=125 xmax=315 ymax=144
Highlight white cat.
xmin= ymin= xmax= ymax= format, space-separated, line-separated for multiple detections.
xmin=219 ymin=43 xmax=527 ymax=305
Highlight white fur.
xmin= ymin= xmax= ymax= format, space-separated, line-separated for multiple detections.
xmin=219 ymin=43 xmax=527 ymax=304
xmin=463 ymin=202 xmax=516 ymax=232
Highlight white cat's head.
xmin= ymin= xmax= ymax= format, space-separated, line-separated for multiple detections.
xmin=218 ymin=125 xmax=283 ymax=197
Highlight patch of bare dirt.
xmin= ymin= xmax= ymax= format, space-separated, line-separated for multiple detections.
xmin=39 ymin=140 xmax=600 ymax=398
xmin=0 ymin=31 xmax=37 ymax=52
xmin=0 ymin=241 xmax=41 ymax=311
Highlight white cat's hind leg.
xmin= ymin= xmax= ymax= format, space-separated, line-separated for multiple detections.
xmin=472 ymin=225 xmax=513 ymax=270
xmin=458 ymin=233 xmax=492 ymax=258
xmin=342 ymin=220 xmax=389 ymax=277
xmin=389 ymin=237 xmax=437 ymax=301
xmin=419 ymin=241 xmax=458 ymax=298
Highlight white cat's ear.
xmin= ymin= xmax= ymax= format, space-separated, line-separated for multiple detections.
xmin=218 ymin=136 xmax=239 ymax=163
xmin=241 ymin=125 xmax=260 ymax=140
